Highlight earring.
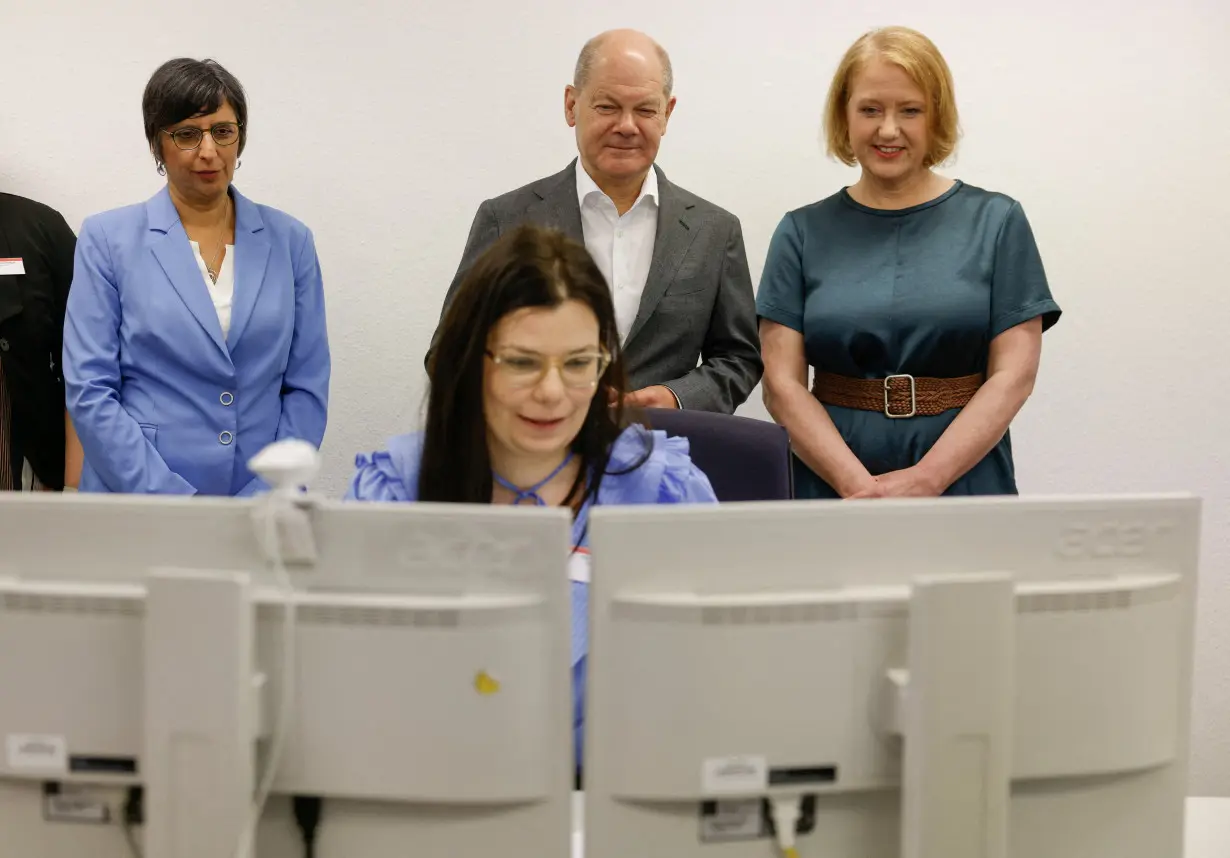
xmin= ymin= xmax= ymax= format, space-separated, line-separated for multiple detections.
xmin=156 ymin=162 xmax=166 ymax=176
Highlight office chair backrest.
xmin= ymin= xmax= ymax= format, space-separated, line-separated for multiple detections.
xmin=636 ymin=408 xmax=793 ymax=501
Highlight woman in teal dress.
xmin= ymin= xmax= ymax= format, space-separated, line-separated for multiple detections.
xmin=758 ymin=26 xmax=1060 ymax=499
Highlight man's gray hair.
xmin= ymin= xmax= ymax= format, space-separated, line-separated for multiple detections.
xmin=573 ymin=33 xmax=674 ymax=97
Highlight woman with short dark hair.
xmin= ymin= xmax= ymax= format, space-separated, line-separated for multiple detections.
xmin=64 ymin=57 xmax=329 ymax=495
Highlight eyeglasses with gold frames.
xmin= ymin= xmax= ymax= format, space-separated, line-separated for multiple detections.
xmin=485 ymin=348 xmax=611 ymax=389
xmin=162 ymin=121 xmax=242 ymax=151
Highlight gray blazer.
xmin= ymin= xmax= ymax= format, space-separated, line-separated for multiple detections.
xmin=431 ymin=161 xmax=762 ymax=413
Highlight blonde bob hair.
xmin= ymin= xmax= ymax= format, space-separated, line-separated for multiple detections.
xmin=824 ymin=26 xmax=960 ymax=168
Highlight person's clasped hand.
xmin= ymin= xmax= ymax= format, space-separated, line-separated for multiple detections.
xmin=845 ymin=467 xmax=941 ymax=499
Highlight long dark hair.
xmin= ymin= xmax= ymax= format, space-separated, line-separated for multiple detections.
xmin=420 ymin=225 xmax=646 ymax=507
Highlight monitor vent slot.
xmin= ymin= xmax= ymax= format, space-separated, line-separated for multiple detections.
xmin=1018 ymin=590 xmax=1131 ymax=614
xmin=257 ymin=602 xmax=541 ymax=628
xmin=612 ymin=600 xmax=873 ymax=625
xmin=2 ymin=592 xmax=142 ymax=618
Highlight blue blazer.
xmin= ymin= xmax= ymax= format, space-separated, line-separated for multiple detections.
xmin=63 ymin=186 xmax=330 ymax=496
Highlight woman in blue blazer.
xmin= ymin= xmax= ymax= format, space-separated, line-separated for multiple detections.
xmin=64 ymin=58 xmax=329 ymax=495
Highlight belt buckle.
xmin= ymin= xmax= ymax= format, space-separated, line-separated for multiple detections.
xmin=883 ymin=374 xmax=916 ymax=418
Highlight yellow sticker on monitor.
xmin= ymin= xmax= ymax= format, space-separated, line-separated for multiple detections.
xmin=474 ymin=671 xmax=501 ymax=695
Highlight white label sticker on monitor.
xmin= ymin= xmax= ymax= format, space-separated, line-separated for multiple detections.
xmin=700 ymin=799 xmax=764 ymax=841
xmin=44 ymin=785 xmax=111 ymax=824
xmin=702 ymin=755 xmax=768 ymax=794
xmin=568 ymin=549 xmax=591 ymax=584
xmin=6 ymin=734 xmax=68 ymax=772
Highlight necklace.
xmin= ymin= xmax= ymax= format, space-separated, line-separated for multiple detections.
xmin=203 ymin=199 xmax=232 ymax=283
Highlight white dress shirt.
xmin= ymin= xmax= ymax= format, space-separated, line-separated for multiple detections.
xmin=190 ymin=240 xmax=235 ymax=340
xmin=575 ymin=163 xmax=658 ymax=344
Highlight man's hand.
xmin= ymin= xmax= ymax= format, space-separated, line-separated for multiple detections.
xmin=623 ymin=385 xmax=680 ymax=409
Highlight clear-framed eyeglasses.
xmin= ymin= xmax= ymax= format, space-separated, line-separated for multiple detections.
xmin=162 ymin=122 xmax=242 ymax=151
xmin=486 ymin=348 xmax=611 ymax=390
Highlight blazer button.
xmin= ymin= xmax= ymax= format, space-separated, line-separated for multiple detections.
xmin=0 ymin=339 xmax=8 ymax=352
xmin=219 ymin=431 xmax=234 ymax=446
xmin=220 ymin=391 xmax=234 ymax=406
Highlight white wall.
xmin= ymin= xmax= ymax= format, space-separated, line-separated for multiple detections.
xmin=3 ymin=0 xmax=1228 ymax=792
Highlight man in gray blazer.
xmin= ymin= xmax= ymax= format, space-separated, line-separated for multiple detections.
xmin=431 ymin=29 xmax=761 ymax=413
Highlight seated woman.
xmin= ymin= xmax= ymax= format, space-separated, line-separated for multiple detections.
xmin=346 ymin=224 xmax=717 ymax=770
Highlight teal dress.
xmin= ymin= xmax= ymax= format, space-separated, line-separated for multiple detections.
xmin=756 ymin=181 xmax=1061 ymax=498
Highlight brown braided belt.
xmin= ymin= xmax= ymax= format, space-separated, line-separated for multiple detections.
xmin=812 ymin=371 xmax=984 ymax=418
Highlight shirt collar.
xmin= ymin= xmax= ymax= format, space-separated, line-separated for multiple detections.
xmin=575 ymin=161 xmax=658 ymax=212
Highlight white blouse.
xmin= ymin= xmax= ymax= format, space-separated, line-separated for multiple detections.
xmin=189 ymin=240 xmax=235 ymax=340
